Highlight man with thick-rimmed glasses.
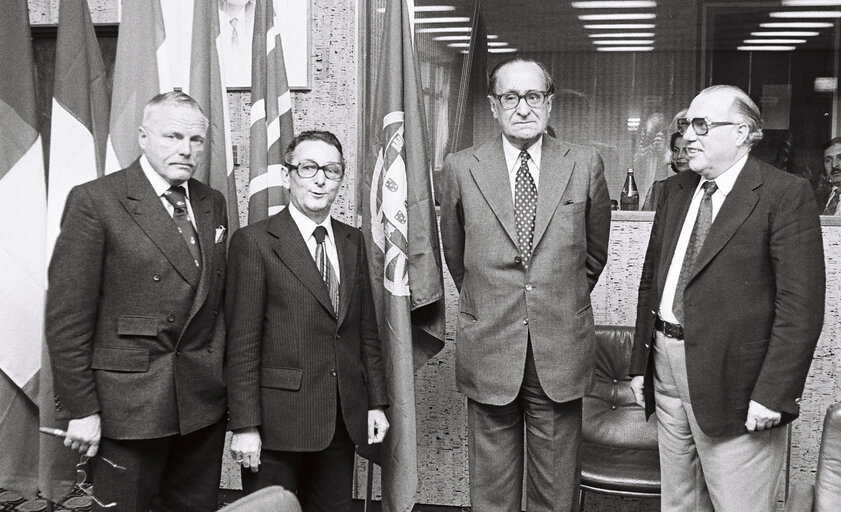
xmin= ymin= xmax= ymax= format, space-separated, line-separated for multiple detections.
xmin=629 ymin=85 xmax=825 ymax=511
xmin=440 ymin=57 xmax=611 ymax=511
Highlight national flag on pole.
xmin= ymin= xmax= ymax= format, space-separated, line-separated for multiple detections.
xmin=0 ymin=0 xmax=48 ymax=497
xmin=105 ymin=0 xmax=171 ymax=172
xmin=189 ymin=0 xmax=239 ymax=231
xmin=40 ymin=0 xmax=112 ymax=502
xmin=451 ymin=0 xmax=488 ymax=152
xmin=248 ymin=0 xmax=295 ymax=223
xmin=361 ymin=0 xmax=446 ymax=510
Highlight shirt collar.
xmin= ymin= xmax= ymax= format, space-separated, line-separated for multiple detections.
xmin=696 ymin=153 xmax=748 ymax=198
xmin=502 ymin=135 xmax=542 ymax=170
xmin=287 ymin=202 xmax=336 ymax=244
xmin=140 ymin=155 xmax=191 ymax=198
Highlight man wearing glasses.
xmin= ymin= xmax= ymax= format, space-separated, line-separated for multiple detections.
xmin=440 ymin=57 xmax=611 ymax=511
xmin=629 ymin=85 xmax=825 ymax=511
xmin=225 ymin=131 xmax=389 ymax=510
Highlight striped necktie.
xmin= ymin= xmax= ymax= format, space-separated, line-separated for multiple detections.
xmin=163 ymin=185 xmax=201 ymax=267
xmin=313 ymin=226 xmax=339 ymax=314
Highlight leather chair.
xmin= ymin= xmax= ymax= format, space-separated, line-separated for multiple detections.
xmin=579 ymin=325 xmax=660 ymax=510
xmin=785 ymin=402 xmax=841 ymax=512
xmin=218 ymin=486 xmax=302 ymax=512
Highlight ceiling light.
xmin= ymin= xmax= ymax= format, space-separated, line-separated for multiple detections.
xmin=759 ymin=21 xmax=834 ymax=27
xmin=432 ymin=34 xmax=499 ymax=41
xmin=743 ymin=38 xmax=807 ymax=43
xmin=416 ymin=26 xmax=472 ymax=33
xmin=489 ymin=48 xmax=518 ymax=53
xmin=782 ymin=0 xmax=841 ymax=6
xmin=579 ymin=13 xmax=656 ymax=20
xmin=583 ymin=23 xmax=656 ymax=28
xmin=769 ymin=11 xmax=841 ymax=18
xmin=737 ymin=45 xmax=797 ymax=51
xmin=750 ymin=31 xmax=820 ymax=36
xmin=413 ymin=16 xmax=471 ymax=24
xmin=447 ymin=43 xmax=469 ymax=48
xmin=592 ymin=39 xmax=654 ymax=44
xmin=589 ymin=32 xmax=655 ymax=37
xmin=596 ymin=46 xmax=655 ymax=51
xmin=571 ymin=1 xmax=656 ymax=7
xmin=414 ymin=5 xmax=457 ymax=12
xmin=488 ymin=41 xmax=509 ymax=47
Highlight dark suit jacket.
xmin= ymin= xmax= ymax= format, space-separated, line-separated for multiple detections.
xmin=225 ymin=208 xmax=388 ymax=451
xmin=630 ymin=156 xmax=825 ymax=437
xmin=439 ymin=135 xmax=611 ymax=405
xmin=46 ymin=160 xmax=228 ymax=439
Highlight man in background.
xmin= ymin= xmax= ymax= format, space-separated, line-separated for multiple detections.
xmin=818 ymin=136 xmax=841 ymax=215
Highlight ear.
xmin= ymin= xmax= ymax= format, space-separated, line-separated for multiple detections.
xmin=138 ymin=126 xmax=148 ymax=150
xmin=280 ymin=165 xmax=291 ymax=188
xmin=545 ymin=94 xmax=554 ymax=115
xmin=734 ymin=123 xmax=750 ymax=146
xmin=488 ymin=95 xmax=499 ymax=120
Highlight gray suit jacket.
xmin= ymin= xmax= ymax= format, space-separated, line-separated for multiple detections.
xmin=440 ymin=135 xmax=611 ymax=405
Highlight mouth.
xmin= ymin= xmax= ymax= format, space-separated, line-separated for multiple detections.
xmin=686 ymin=147 xmax=702 ymax=157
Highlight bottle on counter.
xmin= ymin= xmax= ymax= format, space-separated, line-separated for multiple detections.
xmin=620 ymin=167 xmax=639 ymax=211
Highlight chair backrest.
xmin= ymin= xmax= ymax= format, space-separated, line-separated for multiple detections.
xmin=815 ymin=403 xmax=841 ymax=512
xmin=582 ymin=325 xmax=658 ymax=450
xmin=219 ymin=486 xmax=302 ymax=512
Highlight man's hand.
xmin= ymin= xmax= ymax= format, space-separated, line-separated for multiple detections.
xmin=230 ymin=427 xmax=262 ymax=473
xmin=745 ymin=400 xmax=782 ymax=432
xmin=367 ymin=408 xmax=389 ymax=444
xmin=630 ymin=376 xmax=645 ymax=408
xmin=66 ymin=414 xmax=101 ymax=457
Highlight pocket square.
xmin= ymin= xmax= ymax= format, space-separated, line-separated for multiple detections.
xmin=215 ymin=225 xmax=227 ymax=243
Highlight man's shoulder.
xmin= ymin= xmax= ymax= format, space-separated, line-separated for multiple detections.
xmin=446 ymin=136 xmax=500 ymax=165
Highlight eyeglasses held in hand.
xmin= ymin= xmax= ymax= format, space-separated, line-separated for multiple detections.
xmin=286 ymin=160 xmax=345 ymax=180
xmin=676 ymin=117 xmax=740 ymax=136
xmin=76 ymin=454 xmax=126 ymax=508
xmin=494 ymin=90 xmax=550 ymax=110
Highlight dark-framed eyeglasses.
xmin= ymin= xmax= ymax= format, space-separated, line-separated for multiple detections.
xmin=287 ymin=160 xmax=345 ymax=181
xmin=76 ymin=454 xmax=126 ymax=508
xmin=677 ymin=117 xmax=739 ymax=136
xmin=494 ymin=90 xmax=550 ymax=110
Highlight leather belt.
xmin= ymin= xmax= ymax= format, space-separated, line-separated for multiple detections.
xmin=655 ymin=316 xmax=684 ymax=339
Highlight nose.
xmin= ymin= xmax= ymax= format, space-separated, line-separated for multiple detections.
xmin=177 ymin=137 xmax=192 ymax=156
xmin=312 ymin=167 xmax=327 ymax=185
xmin=514 ymin=97 xmax=531 ymax=116
xmin=682 ymin=125 xmax=697 ymax=143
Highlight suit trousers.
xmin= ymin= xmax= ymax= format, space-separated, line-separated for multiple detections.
xmin=241 ymin=407 xmax=355 ymax=512
xmin=467 ymin=341 xmax=582 ymax=512
xmin=652 ymin=330 xmax=786 ymax=512
xmin=91 ymin=416 xmax=226 ymax=512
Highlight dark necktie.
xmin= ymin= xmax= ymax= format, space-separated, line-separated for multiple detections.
xmin=514 ymin=150 xmax=537 ymax=267
xmin=313 ymin=226 xmax=339 ymax=314
xmin=824 ymin=187 xmax=840 ymax=215
xmin=163 ymin=185 xmax=201 ymax=267
xmin=672 ymin=181 xmax=718 ymax=324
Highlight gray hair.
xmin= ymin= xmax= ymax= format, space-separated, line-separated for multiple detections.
xmin=697 ymin=85 xmax=763 ymax=148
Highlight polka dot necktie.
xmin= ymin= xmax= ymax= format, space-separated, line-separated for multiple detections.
xmin=514 ymin=150 xmax=537 ymax=267
xmin=163 ymin=185 xmax=201 ymax=267
xmin=313 ymin=226 xmax=340 ymax=314
xmin=672 ymin=180 xmax=717 ymax=324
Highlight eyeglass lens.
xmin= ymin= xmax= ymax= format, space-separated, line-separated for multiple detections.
xmin=296 ymin=160 xmax=344 ymax=179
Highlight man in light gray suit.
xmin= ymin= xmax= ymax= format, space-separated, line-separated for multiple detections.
xmin=439 ymin=57 xmax=611 ymax=511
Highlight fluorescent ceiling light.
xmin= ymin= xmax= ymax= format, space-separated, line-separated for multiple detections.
xmin=782 ymin=0 xmax=841 ymax=6
xmin=759 ymin=21 xmax=834 ymax=27
xmin=414 ymin=5 xmax=457 ymax=12
xmin=571 ymin=1 xmax=656 ymax=7
xmin=737 ymin=45 xmax=797 ymax=51
xmin=488 ymin=41 xmax=509 ymax=47
xmin=589 ymin=32 xmax=655 ymax=37
xmin=592 ymin=39 xmax=654 ymax=44
xmin=579 ymin=13 xmax=656 ymax=20
xmin=583 ymin=23 xmax=656 ymax=28
xmin=769 ymin=11 xmax=841 ymax=18
xmin=416 ymin=26 xmax=472 ymax=33
xmin=750 ymin=31 xmax=819 ymax=36
xmin=433 ymin=34 xmax=499 ymax=41
xmin=743 ymin=38 xmax=807 ymax=43
xmin=596 ymin=46 xmax=655 ymax=51
xmin=447 ymin=43 xmax=469 ymax=48
xmin=413 ymin=16 xmax=471 ymax=23
xmin=489 ymin=48 xmax=518 ymax=53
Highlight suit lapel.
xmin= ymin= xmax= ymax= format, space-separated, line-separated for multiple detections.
xmin=186 ymin=180 xmax=215 ymax=319
xmin=268 ymin=209 xmax=336 ymax=317
xmin=532 ymin=138 xmax=574 ymax=249
xmin=120 ymin=162 xmax=201 ymax=289
xmin=656 ymin=171 xmax=700 ymax=297
xmin=334 ymin=221 xmax=357 ymax=327
xmin=469 ymin=138 xmax=519 ymax=247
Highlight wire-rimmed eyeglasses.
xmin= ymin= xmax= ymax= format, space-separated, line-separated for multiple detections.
xmin=286 ymin=160 xmax=345 ymax=181
xmin=493 ymin=90 xmax=551 ymax=110
xmin=76 ymin=454 xmax=126 ymax=508
xmin=677 ymin=117 xmax=740 ymax=136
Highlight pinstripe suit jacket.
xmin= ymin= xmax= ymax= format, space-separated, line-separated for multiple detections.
xmin=225 ymin=208 xmax=388 ymax=451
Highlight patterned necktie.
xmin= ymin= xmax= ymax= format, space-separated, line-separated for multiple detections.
xmin=672 ymin=181 xmax=718 ymax=324
xmin=230 ymin=18 xmax=239 ymax=45
xmin=313 ymin=226 xmax=340 ymax=314
xmin=824 ymin=187 xmax=840 ymax=215
xmin=514 ymin=150 xmax=537 ymax=267
xmin=163 ymin=186 xmax=201 ymax=267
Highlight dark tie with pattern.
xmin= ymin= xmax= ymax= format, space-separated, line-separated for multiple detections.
xmin=514 ymin=150 xmax=537 ymax=267
xmin=672 ymin=180 xmax=718 ymax=324
xmin=163 ymin=185 xmax=201 ymax=267
xmin=313 ymin=226 xmax=339 ymax=314
xmin=824 ymin=187 xmax=840 ymax=215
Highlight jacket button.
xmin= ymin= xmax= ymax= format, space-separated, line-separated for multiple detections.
xmin=525 ymin=283 xmax=533 ymax=291
xmin=207 ymin=347 xmax=213 ymax=353
xmin=611 ymin=405 xmax=617 ymax=410
xmin=167 ymin=315 xmax=176 ymax=322
xmin=217 ymin=269 xmax=222 ymax=276
xmin=336 ymin=334 xmax=341 ymax=340
xmin=514 ymin=255 xmax=522 ymax=264
xmin=645 ymin=343 xmax=650 ymax=349
xmin=612 ymin=379 xmax=618 ymax=384
xmin=213 ymin=310 xmax=219 ymax=317
xmin=152 ymin=274 xmax=161 ymax=282
xmin=330 ymin=370 xmax=337 ymax=377
xmin=523 ymin=317 xmax=529 ymax=325
xmin=175 ymin=351 xmax=181 ymax=357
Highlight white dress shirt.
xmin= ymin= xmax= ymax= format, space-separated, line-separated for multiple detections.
xmin=288 ymin=203 xmax=340 ymax=283
xmin=659 ymin=153 xmax=748 ymax=324
xmin=502 ymin=135 xmax=542 ymax=201
xmin=140 ymin=155 xmax=198 ymax=230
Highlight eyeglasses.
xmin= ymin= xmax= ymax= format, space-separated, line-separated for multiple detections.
xmin=494 ymin=91 xmax=551 ymax=110
xmin=76 ymin=454 xmax=126 ymax=508
xmin=676 ymin=117 xmax=740 ymax=136
xmin=287 ymin=160 xmax=345 ymax=181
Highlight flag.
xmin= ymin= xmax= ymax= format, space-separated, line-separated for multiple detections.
xmin=40 ymin=0 xmax=112 ymax=502
xmin=105 ymin=0 xmax=171 ymax=172
xmin=248 ymin=0 xmax=295 ymax=223
xmin=0 ymin=0 xmax=48 ymax=497
xmin=189 ymin=0 xmax=239 ymax=231
xmin=451 ymin=0 xmax=488 ymax=152
xmin=360 ymin=0 xmax=446 ymax=510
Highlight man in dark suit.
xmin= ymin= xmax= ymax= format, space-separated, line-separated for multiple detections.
xmin=818 ymin=137 xmax=841 ymax=215
xmin=46 ymin=91 xmax=229 ymax=511
xmin=630 ymin=85 xmax=825 ymax=511
xmin=439 ymin=57 xmax=611 ymax=511
xmin=225 ymin=130 xmax=389 ymax=511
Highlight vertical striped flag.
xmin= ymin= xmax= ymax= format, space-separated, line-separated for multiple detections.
xmin=105 ymin=0 xmax=171 ymax=172
xmin=360 ymin=0 xmax=446 ymax=510
xmin=247 ymin=0 xmax=295 ymax=223
xmin=189 ymin=0 xmax=239 ymax=231
xmin=0 ymin=0 xmax=48 ymax=498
